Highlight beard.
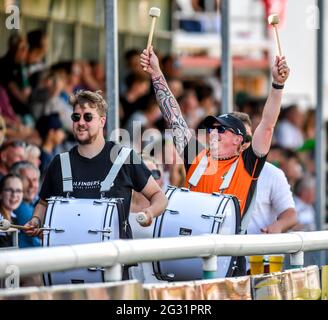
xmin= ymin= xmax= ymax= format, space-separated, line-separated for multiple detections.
xmin=73 ymin=128 xmax=98 ymax=145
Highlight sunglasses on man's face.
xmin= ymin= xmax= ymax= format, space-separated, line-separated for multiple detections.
xmin=207 ymin=126 xmax=236 ymax=135
xmin=151 ymin=169 xmax=161 ymax=180
xmin=71 ymin=113 xmax=98 ymax=123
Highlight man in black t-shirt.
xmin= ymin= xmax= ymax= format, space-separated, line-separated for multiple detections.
xmin=25 ymin=90 xmax=168 ymax=238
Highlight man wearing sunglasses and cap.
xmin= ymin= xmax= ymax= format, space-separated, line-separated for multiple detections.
xmin=141 ymin=47 xmax=290 ymax=275
xmin=24 ymin=90 xmax=168 ymax=249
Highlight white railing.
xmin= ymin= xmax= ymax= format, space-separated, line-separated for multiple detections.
xmin=0 ymin=231 xmax=327 ymax=280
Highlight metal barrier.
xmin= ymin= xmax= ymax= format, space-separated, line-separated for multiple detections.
xmin=0 ymin=231 xmax=327 ymax=281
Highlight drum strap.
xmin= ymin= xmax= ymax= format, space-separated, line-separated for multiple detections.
xmin=239 ymin=186 xmax=257 ymax=235
xmin=188 ymin=154 xmax=239 ymax=192
xmin=59 ymin=147 xmax=132 ymax=195
xmin=100 ymin=147 xmax=132 ymax=192
xmin=60 ymin=152 xmax=73 ymax=193
xmin=188 ymin=154 xmax=209 ymax=187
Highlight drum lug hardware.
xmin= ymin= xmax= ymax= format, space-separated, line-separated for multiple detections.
xmin=41 ymin=227 xmax=65 ymax=233
xmin=93 ymin=200 xmax=104 ymax=205
xmin=88 ymin=267 xmax=105 ymax=272
xmin=88 ymin=228 xmax=112 ymax=234
xmin=166 ymin=209 xmax=179 ymax=215
xmin=201 ymin=213 xmax=225 ymax=223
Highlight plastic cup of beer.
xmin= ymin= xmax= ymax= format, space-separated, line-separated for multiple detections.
xmin=269 ymin=255 xmax=284 ymax=273
xmin=249 ymin=255 xmax=264 ymax=275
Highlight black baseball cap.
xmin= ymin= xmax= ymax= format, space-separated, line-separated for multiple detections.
xmin=204 ymin=113 xmax=247 ymax=141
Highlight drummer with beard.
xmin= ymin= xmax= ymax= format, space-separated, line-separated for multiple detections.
xmin=24 ymin=90 xmax=168 ymax=263
xmin=140 ymin=47 xmax=290 ymax=276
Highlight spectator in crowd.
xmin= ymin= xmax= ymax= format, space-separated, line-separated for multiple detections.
xmin=279 ymin=149 xmax=304 ymax=191
xmin=27 ymin=29 xmax=48 ymax=88
xmin=0 ymin=34 xmax=32 ymax=117
xmin=51 ymin=61 xmax=82 ymax=104
xmin=11 ymin=161 xmax=41 ymax=248
xmin=161 ymin=54 xmax=182 ymax=79
xmin=35 ymin=113 xmax=66 ymax=177
xmin=292 ymin=174 xmax=316 ymax=232
xmin=0 ymin=174 xmax=23 ymax=248
xmin=0 ymin=85 xmax=41 ymax=145
xmin=124 ymin=94 xmax=162 ymax=141
xmin=30 ymin=71 xmax=73 ymax=133
xmin=0 ymin=140 xmax=26 ymax=180
xmin=177 ymin=89 xmax=203 ymax=130
xmin=275 ymin=104 xmax=304 ymax=150
xmin=120 ymin=72 xmax=150 ymax=126
xmin=25 ymin=144 xmax=41 ymax=170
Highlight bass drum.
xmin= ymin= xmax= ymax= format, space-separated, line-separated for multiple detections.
xmin=153 ymin=186 xmax=241 ymax=281
xmin=42 ymin=197 xmax=123 ymax=285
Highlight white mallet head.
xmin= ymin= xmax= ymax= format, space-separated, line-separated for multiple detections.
xmin=268 ymin=14 xmax=280 ymax=26
xmin=149 ymin=7 xmax=161 ymax=18
xmin=0 ymin=219 xmax=11 ymax=231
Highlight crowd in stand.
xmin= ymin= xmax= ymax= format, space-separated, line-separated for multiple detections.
xmin=0 ymin=29 xmax=323 ymax=254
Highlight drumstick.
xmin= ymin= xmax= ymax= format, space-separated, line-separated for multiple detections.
xmin=268 ymin=14 xmax=282 ymax=57
xmin=147 ymin=7 xmax=161 ymax=50
xmin=0 ymin=219 xmax=33 ymax=231
xmin=143 ymin=7 xmax=161 ymax=72
xmin=136 ymin=212 xmax=148 ymax=225
xmin=268 ymin=13 xmax=286 ymax=77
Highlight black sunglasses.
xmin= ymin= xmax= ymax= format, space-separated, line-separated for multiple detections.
xmin=151 ymin=169 xmax=161 ymax=180
xmin=71 ymin=113 xmax=97 ymax=123
xmin=207 ymin=126 xmax=235 ymax=135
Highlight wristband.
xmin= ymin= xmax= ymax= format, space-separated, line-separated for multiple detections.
xmin=272 ymin=82 xmax=284 ymax=90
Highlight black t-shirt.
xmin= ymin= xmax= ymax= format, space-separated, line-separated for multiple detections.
xmin=40 ymin=141 xmax=152 ymax=238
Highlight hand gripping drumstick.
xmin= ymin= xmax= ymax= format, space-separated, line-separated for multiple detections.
xmin=136 ymin=212 xmax=148 ymax=226
xmin=143 ymin=7 xmax=161 ymax=72
xmin=0 ymin=219 xmax=32 ymax=231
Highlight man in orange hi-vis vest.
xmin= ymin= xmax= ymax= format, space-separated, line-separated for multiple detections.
xmin=141 ymin=46 xmax=290 ymax=275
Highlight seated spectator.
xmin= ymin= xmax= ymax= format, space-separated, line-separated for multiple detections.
xmin=0 ymin=140 xmax=26 ymax=180
xmin=27 ymin=29 xmax=48 ymax=88
xmin=11 ymin=161 xmax=41 ymax=248
xmin=30 ymin=71 xmax=73 ymax=133
xmin=293 ymin=174 xmax=316 ymax=232
xmin=275 ymin=104 xmax=305 ymax=150
xmin=0 ymin=85 xmax=41 ymax=145
xmin=35 ymin=113 xmax=65 ymax=176
xmin=120 ymin=72 xmax=150 ymax=126
xmin=25 ymin=144 xmax=41 ymax=170
xmin=0 ymin=174 xmax=23 ymax=248
xmin=0 ymin=34 xmax=32 ymax=117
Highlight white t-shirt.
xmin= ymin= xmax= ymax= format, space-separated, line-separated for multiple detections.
xmin=247 ymin=162 xmax=295 ymax=235
xmin=274 ymin=120 xmax=304 ymax=150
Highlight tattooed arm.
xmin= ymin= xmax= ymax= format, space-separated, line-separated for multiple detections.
xmin=140 ymin=47 xmax=192 ymax=155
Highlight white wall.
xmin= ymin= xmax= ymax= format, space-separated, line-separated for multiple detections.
xmin=278 ymin=0 xmax=327 ymax=119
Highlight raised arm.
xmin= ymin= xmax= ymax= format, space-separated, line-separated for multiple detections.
xmin=252 ymin=56 xmax=290 ymax=156
xmin=140 ymin=47 xmax=192 ymax=155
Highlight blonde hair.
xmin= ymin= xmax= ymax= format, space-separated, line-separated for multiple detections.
xmin=69 ymin=90 xmax=108 ymax=116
